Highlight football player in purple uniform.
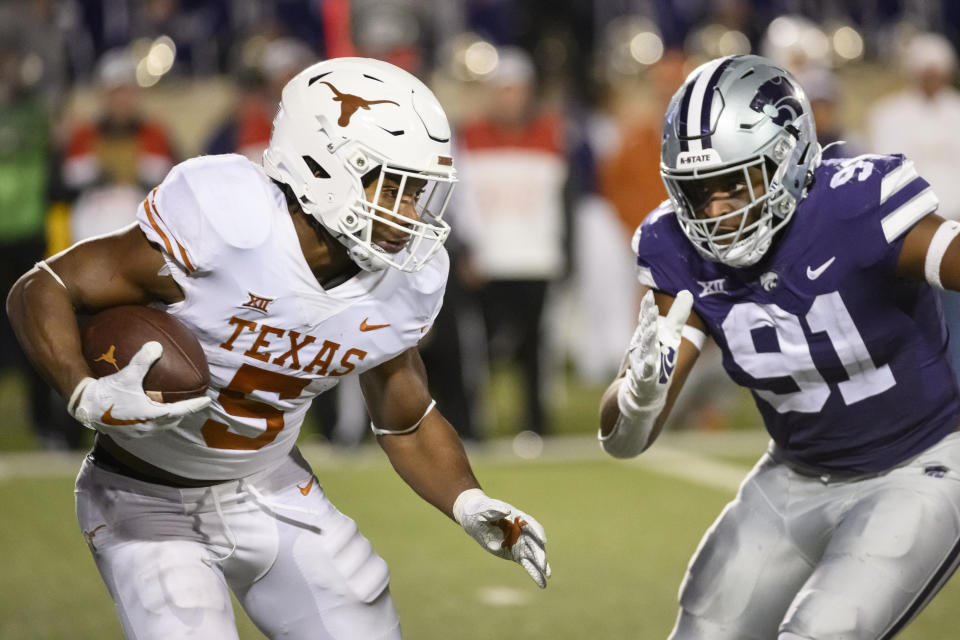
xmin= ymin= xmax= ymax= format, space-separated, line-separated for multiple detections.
xmin=599 ymin=54 xmax=960 ymax=639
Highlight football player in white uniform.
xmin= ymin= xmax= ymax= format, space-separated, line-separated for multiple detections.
xmin=600 ymin=55 xmax=960 ymax=639
xmin=7 ymin=57 xmax=550 ymax=639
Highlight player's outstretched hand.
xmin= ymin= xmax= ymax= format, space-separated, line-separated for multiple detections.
xmin=453 ymin=488 xmax=551 ymax=588
xmin=621 ymin=289 xmax=693 ymax=413
xmin=69 ymin=341 xmax=211 ymax=438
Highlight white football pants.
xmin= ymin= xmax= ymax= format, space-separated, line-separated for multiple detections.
xmin=669 ymin=430 xmax=960 ymax=640
xmin=75 ymin=450 xmax=400 ymax=639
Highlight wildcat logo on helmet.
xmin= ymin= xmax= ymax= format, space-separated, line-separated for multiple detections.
xmin=749 ymin=76 xmax=804 ymax=126
xmin=677 ymin=149 xmax=723 ymax=168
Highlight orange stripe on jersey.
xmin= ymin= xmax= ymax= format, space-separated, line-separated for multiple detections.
xmin=143 ymin=197 xmax=174 ymax=255
xmin=149 ymin=200 xmax=196 ymax=273
xmin=145 ymin=190 xmax=197 ymax=274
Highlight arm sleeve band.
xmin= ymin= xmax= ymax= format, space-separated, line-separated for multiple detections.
xmin=35 ymin=261 xmax=67 ymax=290
xmin=370 ymin=399 xmax=437 ymax=436
xmin=924 ymin=219 xmax=960 ymax=289
xmin=681 ymin=324 xmax=707 ymax=350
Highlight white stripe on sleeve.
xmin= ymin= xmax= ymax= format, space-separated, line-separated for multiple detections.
xmin=881 ymin=187 xmax=939 ymax=243
xmin=879 ymin=159 xmax=920 ymax=205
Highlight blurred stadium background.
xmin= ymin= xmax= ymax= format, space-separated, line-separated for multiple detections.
xmin=2 ymin=0 xmax=960 ymax=638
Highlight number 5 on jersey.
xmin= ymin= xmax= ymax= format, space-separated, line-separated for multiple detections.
xmin=202 ymin=364 xmax=310 ymax=450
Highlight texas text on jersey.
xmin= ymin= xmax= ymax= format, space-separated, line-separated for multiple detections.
xmin=635 ymin=153 xmax=960 ymax=472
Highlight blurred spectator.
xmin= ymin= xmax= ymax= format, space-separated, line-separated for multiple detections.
xmin=600 ymin=50 xmax=686 ymax=235
xmin=205 ymin=37 xmax=315 ymax=161
xmin=0 ymin=27 xmax=77 ymax=448
xmin=867 ymin=32 xmax=960 ymax=387
xmin=456 ymin=47 xmax=570 ymax=437
xmin=12 ymin=0 xmax=70 ymax=110
xmin=61 ymin=48 xmax=176 ymax=242
xmin=797 ymin=67 xmax=863 ymax=160
xmin=418 ymin=229 xmax=484 ymax=441
xmin=564 ymin=98 xmax=636 ymax=384
xmin=74 ymin=0 xmax=230 ymax=77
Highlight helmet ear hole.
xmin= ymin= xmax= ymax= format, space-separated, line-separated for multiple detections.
xmin=360 ymin=166 xmax=383 ymax=188
xmin=302 ymin=156 xmax=331 ymax=179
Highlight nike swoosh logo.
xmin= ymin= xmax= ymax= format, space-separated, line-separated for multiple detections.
xmin=806 ymin=256 xmax=836 ymax=280
xmin=359 ymin=318 xmax=391 ymax=332
xmin=297 ymin=476 xmax=315 ymax=496
xmin=101 ymin=406 xmax=147 ymax=426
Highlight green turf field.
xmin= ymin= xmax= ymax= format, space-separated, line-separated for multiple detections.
xmin=1 ymin=434 xmax=958 ymax=639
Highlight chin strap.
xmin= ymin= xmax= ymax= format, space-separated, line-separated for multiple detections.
xmin=348 ymin=242 xmax=389 ymax=272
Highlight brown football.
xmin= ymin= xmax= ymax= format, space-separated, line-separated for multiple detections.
xmin=81 ymin=305 xmax=209 ymax=402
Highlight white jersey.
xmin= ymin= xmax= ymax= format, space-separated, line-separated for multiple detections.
xmin=123 ymin=154 xmax=447 ymax=479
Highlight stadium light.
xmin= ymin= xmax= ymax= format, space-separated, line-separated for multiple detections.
xmin=832 ymin=26 xmax=864 ymax=61
xmin=768 ymin=16 xmax=801 ymax=49
xmin=135 ymin=35 xmax=176 ymax=87
xmin=718 ymin=30 xmax=751 ymax=56
xmin=464 ymin=40 xmax=499 ymax=78
xmin=145 ymin=36 xmax=176 ymax=76
xmin=629 ymin=31 xmax=664 ymax=65
xmin=763 ymin=15 xmax=831 ymax=69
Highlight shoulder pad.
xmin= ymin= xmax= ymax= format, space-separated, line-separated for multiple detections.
xmin=170 ymin=154 xmax=277 ymax=249
xmin=632 ymin=200 xmax=676 ymax=253
xmin=815 ymin=153 xmax=937 ymax=241
xmin=138 ymin=155 xmax=281 ymax=273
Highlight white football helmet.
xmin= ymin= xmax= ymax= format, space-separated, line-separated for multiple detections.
xmin=660 ymin=55 xmax=821 ymax=267
xmin=263 ymin=57 xmax=456 ymax=272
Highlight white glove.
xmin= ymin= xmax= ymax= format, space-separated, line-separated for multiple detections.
xmin=619 ymin=289 xmax=694 ymax=416
xmin=69 ymin=341 xmax=211 ymax=438
xmin=453 ymin=488 xmax=551 ymax=589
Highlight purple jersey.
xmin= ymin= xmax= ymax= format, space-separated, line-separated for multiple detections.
xmin=636 ymin=154 xmax=960 ymax=472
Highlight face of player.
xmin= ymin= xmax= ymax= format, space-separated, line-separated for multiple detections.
xmin=363 ymin=174 xmax=427 ymax=254
xmin=680 ymin=165 xmax=767 ymax=243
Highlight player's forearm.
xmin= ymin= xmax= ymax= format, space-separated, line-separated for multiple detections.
xmin=599 ymin=377 xmax=670 ymax=458
xmin=6 ymin=268 xmax=91 ymax=399
xmin=378 ymin=412 xmax=481 ymax=520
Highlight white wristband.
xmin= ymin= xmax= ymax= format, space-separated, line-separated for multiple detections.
xmin=924 ymin=219 xmax=960 ymax=289
xmin=452 ymin=488 xmax=487 ymax=525
xmin=599 ymin=381 xmax=662 ymax=459
xmin=68 ymin=377 xmax=95 ymax=423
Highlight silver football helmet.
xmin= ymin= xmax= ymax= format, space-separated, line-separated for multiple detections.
xmin=660 ymin=55 xmax=820 ymax=267
xmin=263 ymin=57 xmax=456 ymax=272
